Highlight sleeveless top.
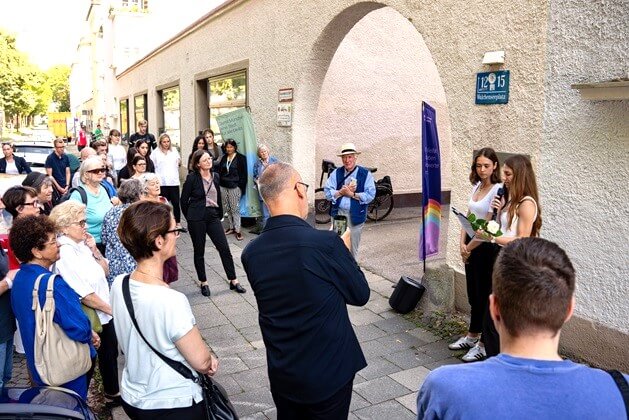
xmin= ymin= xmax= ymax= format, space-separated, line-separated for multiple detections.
xmin=500 ymin=196 xmax=538 ymax=238
xmin=468 ymin=182 xmax=502 ymax=219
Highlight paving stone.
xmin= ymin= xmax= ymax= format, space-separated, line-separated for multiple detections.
xmin=407 ymin=327 xmax=441 ymax=344
xmin=384 ymin=348 xmax=436 ymax=369
xmin=368 ymin=279 xmax=395 ymax=298
xmin=373 ymin=317 xmax=416 ymax=334
xmin=239 ymin=325 xmax=263 ymax=343
xmin=353 ymin=400 xmax=415 ymax=420
xmin=389 ymin=366 xmax=431 ymax=391
xmin=196 ymin=310 xmax=231 ymax=330
xmin=263 ymin=407 xmax=277 ymax=419
xmin=348 ymin=414 xmax=360 ymax=420
xmin=360 ymin=338 xmax=390 ymax=358
xmin=417 ymin=340 xmax=458 ymax=361
xmin=378 ymin=310 xmax=399 ymax=319
xmin=353 ymin=376 xmax=412 ymax=404
xmin=229 ymin=387 xmax=275 ymax=417
xmin=239 ymin=348 xmax=268 ymax=369
xmin=350 ymin=390 xmax=371 ymax=411
xmin=232 ymin=366 xmax=270 ymax=391
xmin=349 ymin=309 xmax=383 ymax=326
xmin=357 ymin=356 xmax=402 ymax=380
xmin=213 ymin=374 xmax=244 ymax=396
xmin=219 ymin=301 xmax=258 ymax=318
xmin=241 ymin=412 xmax=267 ymax=420
xmin=250 ymin=340 xmax=265 ymax=349
xmin=424 ymin=356 xmax=463 ymax=370
xmin=396 ymin=392 xmax=419 ymax=415
xmin=354 ymin=324 xmax=388 ymax=342
xmin=199 ymin=323 xmax=242 ymax=341
xmin=374 ymin=333 xmax=420 ymax=354
xmin=216 ymin=355 xmax=250 ymax=375
xmin=231 ymin=312 xmax=262 ymax=329
xmin=210 ymin=336 xmax=255 ymax=357
xmin=365 ymin=295 xmax=392 ymax=314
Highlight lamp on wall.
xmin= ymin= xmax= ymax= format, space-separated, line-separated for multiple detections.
xmin=482 ymin=51 xmax=505 ymax=65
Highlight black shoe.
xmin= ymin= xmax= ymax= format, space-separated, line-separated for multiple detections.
xmin=230 ymin=282 xmax=246 ymax=293
xmin=104 ymin=395 xmax=122 ymax=408
xmin=200 ymin=284 xmax=211 ymax=297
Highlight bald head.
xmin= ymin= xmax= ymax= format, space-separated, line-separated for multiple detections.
xmin=80 ymin=147 xmax=97 ymax=161
xmin=259 ymin=163 xmax=308 ymax=219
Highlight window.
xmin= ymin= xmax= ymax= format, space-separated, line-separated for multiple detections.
xmin=161 ymin=86 xmax=180 ymax=148
xmin=121 ymin=0 xmax=147 ymax=11
xmin=208 ymin=70 xmax=247 ymax=142
xmin=120 ymin=99 xmax=129 ymax=140
xmin=134 ymin=94 xmax=147 ymax=127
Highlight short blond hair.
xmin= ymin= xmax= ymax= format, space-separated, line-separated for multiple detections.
xmin=49 ymin=200 xmax=86 ymax=231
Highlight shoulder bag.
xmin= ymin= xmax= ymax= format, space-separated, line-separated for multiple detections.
xmin=121 ymin=275 xmax=238 ymax=420
xmin=32 ymin=273 xmax=92 ymax=386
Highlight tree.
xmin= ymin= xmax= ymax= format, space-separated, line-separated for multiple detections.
xmin=46 ymin=65 xmax=71 ymax=112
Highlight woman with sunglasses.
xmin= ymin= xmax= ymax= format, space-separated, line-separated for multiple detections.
xmin=50 ymin=201 xmax=121 ymax=407
xmin=69 ymin=156 xmax=113 ymax=254
xmin=181 ymin=150 xmax=246 ymax=296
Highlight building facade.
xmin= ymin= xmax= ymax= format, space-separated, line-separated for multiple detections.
xmin=109 ymin=0 xmax=628 ymax=369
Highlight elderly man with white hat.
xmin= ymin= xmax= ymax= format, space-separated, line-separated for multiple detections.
xmin=324 ymin=143 xmax=376 ymax=257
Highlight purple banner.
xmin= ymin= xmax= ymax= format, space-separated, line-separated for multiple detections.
xmin=419 ymin=102 xmax=442 ymax=261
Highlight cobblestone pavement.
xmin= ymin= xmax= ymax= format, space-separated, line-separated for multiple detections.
xmin=9 ymin=210 xmax=463 ymax=419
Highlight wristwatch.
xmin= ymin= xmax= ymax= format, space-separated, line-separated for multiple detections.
xmin=490 ymin=238 xmax=496 ymax=244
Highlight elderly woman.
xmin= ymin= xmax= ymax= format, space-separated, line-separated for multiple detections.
xmin=253 ymin=144 xmax=279 ymax=228
xmin=0 ymin=142 xmax=31 ymax=174
xmin=101 ymin=179 xmax=141 ymax=286
xmin=182 ymin=150 xmax=246 ymax=296
xmin=70 ymin=156 xmax=114 ymax=254
xmin=150 ymin=133 xmax=182 ymax=225
xmin=9 ymin=215 xmax=97 ymax=399
xmin=135 ymin=139 xmax=155 ymax=173
xmin=22 ymin=172 xmax=55 ymax=215
xmin=50 ymin=201 xmax=120 ymax=407
xmin=3 ymin=186 xmax=41 ymax=222
xmin=138 ymin=173 xmax=165 ymax=203
xmin=110 ymin=201 xmax=218 ymax=418
xmin=217 ymin=139 xmax=247 ymax=241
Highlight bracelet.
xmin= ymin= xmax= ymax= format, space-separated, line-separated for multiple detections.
xmin=4 ymin=276 xmax=12 ymax=289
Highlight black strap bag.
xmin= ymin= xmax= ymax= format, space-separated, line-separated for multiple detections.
xmin=122 ymin=274 xmax=238 ymax=420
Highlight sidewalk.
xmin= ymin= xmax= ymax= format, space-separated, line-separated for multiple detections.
xmin=8 ymin=208 xmax=464 ymax=419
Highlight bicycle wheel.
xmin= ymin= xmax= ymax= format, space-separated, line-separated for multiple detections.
xmin=314 ymin=188 xmax=332 ymax=224
xmin=367 ymin=193 xmax=394 ymax=221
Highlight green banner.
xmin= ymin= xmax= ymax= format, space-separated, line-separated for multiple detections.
xmin=216 ymin=108 xmax=261 ymax=217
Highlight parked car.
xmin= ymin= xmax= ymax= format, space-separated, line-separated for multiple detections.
xmin=13 ymin=141 xmax=54 ymax=171
xmin=30 ymin=128 xmax=56 ymax=143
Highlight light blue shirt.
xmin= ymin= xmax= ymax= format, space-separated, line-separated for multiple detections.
xmin=324 ymin=166 xmax=376 ymax=211
xmin=70 ymin=184 xmax=113 ymax=243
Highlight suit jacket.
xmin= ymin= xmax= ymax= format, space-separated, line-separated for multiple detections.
xmin=217 ymin=152 xmax=247 ymax=193
xmin=0 ymin=156 xmax=32 ymax=174
xmin=241 ymin=215 xmax=370 ymax=404
xmin=180 ymin=171 xmax=223 ymax=221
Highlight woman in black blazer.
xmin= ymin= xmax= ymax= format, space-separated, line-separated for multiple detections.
xmin=181 ymin=150 xmax=246 ymax=297
xmin=217 ymin=139 xmax=247 ymax=241
xmin=0 ymin=143 xmax=31 ymax=174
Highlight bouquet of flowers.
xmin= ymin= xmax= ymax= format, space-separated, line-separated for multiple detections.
xmin=467 ymin=214 xmax=503 ymax=239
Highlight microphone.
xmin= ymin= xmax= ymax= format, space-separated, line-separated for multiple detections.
xmin=492 ymin=187 xmax=504 ymax=221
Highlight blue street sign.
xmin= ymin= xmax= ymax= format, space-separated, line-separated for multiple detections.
xmin=475 ymin=70 xmax=510 ymax=105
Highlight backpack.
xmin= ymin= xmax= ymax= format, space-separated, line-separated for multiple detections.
xmin=57 ymin=182 xmax=113 ymax=205
xmin=32 ymin=273 xmax=92 ymax=386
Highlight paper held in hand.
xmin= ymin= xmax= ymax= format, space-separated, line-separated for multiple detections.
xmin=452 ymin=207 xmax=482 ymax=239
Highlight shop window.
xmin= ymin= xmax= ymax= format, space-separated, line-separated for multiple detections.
xmin=134 ymin=93 xmax=147 ymax=128
xmin=120 ymin=99 xmax=129 ymax=140
xmin=161 ymin=86 xmax=181 ymax=147
xmin=208 ymin=70 xmax=247 ymax=142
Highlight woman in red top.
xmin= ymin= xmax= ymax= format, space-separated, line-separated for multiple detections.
xmin=78 ymin=125 xmax=88 ymax=152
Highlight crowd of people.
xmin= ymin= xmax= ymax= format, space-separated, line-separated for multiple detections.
xmin=0 ymin=128 xmax=626 ymax=420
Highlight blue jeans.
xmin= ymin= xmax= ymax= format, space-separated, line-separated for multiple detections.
xmin=0 ymin=338 xmax=14 ymax=388
xmin=260 ymin=199 xmax=270 ymax=227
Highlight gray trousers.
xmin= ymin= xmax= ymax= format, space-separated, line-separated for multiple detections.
xmin=221 ymin=186 xmax=241 ymax=232
xmin=337 ymin=209 xmax=364 ymax=258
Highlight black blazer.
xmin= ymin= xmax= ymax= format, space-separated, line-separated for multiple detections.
xmin=0 ymin=156 xmax=32 ymax=174
xmin=217 ymin=152 xmax=247 ymax=193
xmin=180 ymin=171 xmax=223 ymax=222
xmin=241 ymin=215 xmax=370 ymax=403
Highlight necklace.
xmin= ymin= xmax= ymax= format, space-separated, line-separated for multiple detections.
xmin=134 ymin=269 xmax=165 ymax=284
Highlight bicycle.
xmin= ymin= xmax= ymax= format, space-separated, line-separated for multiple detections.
xmin=314 ymin=159 xmax=394 ymax=224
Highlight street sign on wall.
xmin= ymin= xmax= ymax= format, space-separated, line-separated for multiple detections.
xmin=475 ymin=70 xmax=510 ymax=105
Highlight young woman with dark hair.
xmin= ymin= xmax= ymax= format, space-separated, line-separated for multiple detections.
xmin=135 ymin=139 xmax=155 ymax=173
xmin=217 ymin=139 xmax=247 ymax=241
xmin=449 ymin=148 xmax=503 ymax=363
xmin=187 ymin=135 xmax=208 ymax=173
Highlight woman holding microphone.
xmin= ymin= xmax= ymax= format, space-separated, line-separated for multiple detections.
xmin=448 ymin=148 xmax=502 ymax=363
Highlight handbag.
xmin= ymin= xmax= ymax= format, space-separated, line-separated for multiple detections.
xmin=32 ymin=274 xmax=92 ymax=386
xmin=121 ymin=274 xmax=238 ymax=420
xmin=81 ymin=304 xmax=103 ymax=334
xmin=163 ymin=256 xmax=179 ymax=284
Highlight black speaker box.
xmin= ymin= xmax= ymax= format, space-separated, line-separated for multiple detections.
xmin=389 ymin=276 xmax=425 ymax=314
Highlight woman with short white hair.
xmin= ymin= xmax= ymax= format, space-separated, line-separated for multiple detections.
xmin=138 ymin=173 xmax=164 ymax=203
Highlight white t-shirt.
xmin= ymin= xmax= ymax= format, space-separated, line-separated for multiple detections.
xmin=5 ymin=161 xmax=19 ymax=175
xmin=110 ymin=274 xmax=202 ymax=410
xmin=54 ymin=236 xmax=112 ymax=325
xmin=150 ymin=148 xmax=181 ymax=186
xmin=468 ymin=182 xmax=502 ymax=219
xmin=108 ymin=144 xmax=127 ymax=171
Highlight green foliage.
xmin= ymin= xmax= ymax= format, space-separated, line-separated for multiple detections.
xmin=45 ymin=66 xmax=71 ymax=112
xmin=404 ymin=310 xmax=468 ymax=339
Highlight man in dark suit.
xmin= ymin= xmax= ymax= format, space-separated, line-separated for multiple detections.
xmin=241 ymin=162 xmax=370 ymax=420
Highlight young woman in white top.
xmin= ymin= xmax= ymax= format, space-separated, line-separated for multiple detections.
xmin=110 ymin=201 xmax=218 ymax=419
xmin=449 ymin=148 xmax=503 ymax=363
xmin=150 ymin=133 xmax=182 ymax=226
xmin=49 ymin=200 xmax=121 ymax=407
xmin=107 ymin=129 xmax=127 ymax=178
xmin=478 ymin=153 xmax=542 ymax=357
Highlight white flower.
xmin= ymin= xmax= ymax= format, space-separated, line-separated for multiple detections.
xmin=486 ymin=220 xmax=500 ymax=235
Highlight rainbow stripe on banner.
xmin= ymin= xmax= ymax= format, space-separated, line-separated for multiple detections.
xmin=419 ymin=199 xmax=441 ymax=259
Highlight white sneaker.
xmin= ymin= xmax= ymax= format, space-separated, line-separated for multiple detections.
xmin=448 ymin=336 xmax=479 ymax=350
xmin=461 ymin=344 xmax=487 ymax=362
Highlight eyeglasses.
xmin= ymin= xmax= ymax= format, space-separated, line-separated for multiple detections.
xmin=136 ymin=163 xmax=147 ymax=167
xmin=294 ymin=182 xmax=309 ymax=192
xmin=166 ymin=227 xmax=187 ymax=237
xmin=88 ymin=168 xmax=107 ymax=174
xmin=43 ymin=237 xmax=59 ymax=248
xmin=72 ymin=219 xmax=87 ymax=227
xmin=22 ymin=200 xmax=40 ymax=208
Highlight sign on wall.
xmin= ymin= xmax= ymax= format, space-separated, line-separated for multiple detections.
xmin=475 ymin=70 xmax=510 ymax=105
xmin=277 ymin=103 xmax=292 ymax=127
